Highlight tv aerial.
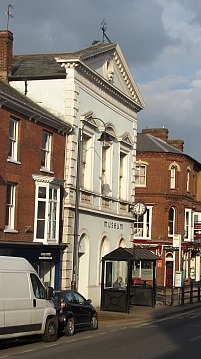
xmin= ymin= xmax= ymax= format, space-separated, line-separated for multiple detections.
xmin=5 ymin=3 xmax=14 ymax=31
xmin=100 ymin=19 xmax=111 ymax=43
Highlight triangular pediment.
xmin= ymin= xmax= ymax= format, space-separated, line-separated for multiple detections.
xmin=79 ymin=43 xmax=145 ymax=109
xmin=118 ymin=132 xmax=134 ymax=146
xmin=80 ymin=112 xmax=98 ymax=127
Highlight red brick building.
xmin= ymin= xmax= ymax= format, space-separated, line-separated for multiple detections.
xmin=134 ymin=128 xmax=201 ymax=287
xmin=0 ymin=30 xmax=72 ymax=289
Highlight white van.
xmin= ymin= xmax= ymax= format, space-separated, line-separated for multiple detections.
xmin=0 ymin=256 xmax=58 ymax=342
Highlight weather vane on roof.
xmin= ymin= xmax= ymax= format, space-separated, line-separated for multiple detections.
xmin=100 ymin=19 xmax=111 ymax=43
xmin=5 ymin=4 xmax=14 ymax=31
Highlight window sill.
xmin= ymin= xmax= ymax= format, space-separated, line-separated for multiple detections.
xmin=4 ymin=229 xmax=18 ymax=233
xmin=33 ymin=238 xmax=59 ymax=244
xmin=7 ymin=158 xmax=21 ymax=165
xmin=40 ymin=167 xmax=54 ymax=175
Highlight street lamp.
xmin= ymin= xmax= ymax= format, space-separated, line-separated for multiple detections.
xmin=71 ymin=116 xmax=113 ymax=290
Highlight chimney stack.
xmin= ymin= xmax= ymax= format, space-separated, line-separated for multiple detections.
xmin=142 ymin=128 xmax=169 ymax=142
xmin=167 ymin=139 xmax=184 ymax=152
xmin=0 ymin=30 xmax=13 ymax=83
xmin=142 ymin=128 xmax=184 ymax=152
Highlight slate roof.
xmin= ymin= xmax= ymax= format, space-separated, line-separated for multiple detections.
xmin=11 ymin=43 xmax=115 ymax=79
xmin=0 ymin=80 xmax=71 ymax=131
xmin=103 ymin=247 xmax=159 ymax=261
xmin=137 ymin=133 xmax=184 ymax=155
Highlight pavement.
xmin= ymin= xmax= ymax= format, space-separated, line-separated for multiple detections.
xmin=97 ymin=301 xmax=201 ymax=326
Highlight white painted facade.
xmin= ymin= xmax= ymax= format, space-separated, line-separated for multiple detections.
xmin=10 ymin=43 xmax=145 ymax=307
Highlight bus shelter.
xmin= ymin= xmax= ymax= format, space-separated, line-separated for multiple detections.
xmin=101 ymin=247 xmax=159 ymax=313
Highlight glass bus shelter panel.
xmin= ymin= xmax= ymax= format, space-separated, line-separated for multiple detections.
xmin=104 ymin=260 xmax=128 ymax=289
xmin=132 ymin=260 xmax=154 ymax=285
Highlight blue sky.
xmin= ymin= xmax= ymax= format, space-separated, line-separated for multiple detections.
xmin=1 ymin=0 xmax=201 ymax=161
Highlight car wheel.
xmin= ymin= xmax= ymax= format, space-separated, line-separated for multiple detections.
xmin=42 ymin=316 xmax=58 ymax=342
xmin=64 ymin=318 xmax=75 ymax=336
xmin=90 ymin=314 xmax=98 ymax=330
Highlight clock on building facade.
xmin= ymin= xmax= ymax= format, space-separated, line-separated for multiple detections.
xmin=132 ymin=202 xmax=147 ymax=216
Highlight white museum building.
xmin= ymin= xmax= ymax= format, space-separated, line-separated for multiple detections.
xmin=10 ymin=39 xmax=145 ymax=306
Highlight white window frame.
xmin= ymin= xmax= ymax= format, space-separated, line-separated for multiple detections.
xmin=135 ymin=163 xmax=147 ymax=187
xmin=101 ymin=145 xmax=112 ymax=196
xmin=186 ymin=168 xmax=191 ymax=192
xmin=5 ymin=183 xmax=16 ymax=231
xmin=170 ymin=166 xmax=176 ymax=189
xmin=41 ymin=131 xmax=52 ymax=171
xmin=193 ymin=212 xmax=201 ymax=242
xmin=80 ymin=132 xmax=93 ymax=190
xmin=168 ymin=207 xmax=175 ymax=237
xmin=33 ymin=175 xmax=62 ymax=244
xmin=184 ymin=208 xmax=193 ymax=241
xmin=8 ymin=118 xmax=18 ymax=162
xmin=133 ymin=206 xmax=152 ymax=239
xmin=119 ymin=150 xmax=129 ymax=200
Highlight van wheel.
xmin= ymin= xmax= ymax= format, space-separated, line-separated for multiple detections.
xmin=42 ymin=317 xmax=58 ymax=342
xmin=64 ymin=318 xmax=75 ymax=336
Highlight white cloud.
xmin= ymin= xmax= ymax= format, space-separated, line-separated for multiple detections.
xmin=1 ymin=0 xmax=201 ymax=160
xmin=138 ymin=67 xmax=201 ymax=160
xmin=161 ymin=0 xmax=199 ymax=41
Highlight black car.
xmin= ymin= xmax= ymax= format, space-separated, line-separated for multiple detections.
xmin=53 ymin=290 xmax=98 ymax=336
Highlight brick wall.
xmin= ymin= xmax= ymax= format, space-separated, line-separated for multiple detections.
xmin=135 ymin=148 xmax=201 ymax=286
xmin=0 ymin=106 xmax=66 ymax=242
xmin=136 ymin=151 xmax=200 ymax=240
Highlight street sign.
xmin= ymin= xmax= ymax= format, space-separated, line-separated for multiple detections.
xmin=173 ymin=234 xmax=181 ymax=248
xmin=175 ymin=271 xmax=183 ymax=287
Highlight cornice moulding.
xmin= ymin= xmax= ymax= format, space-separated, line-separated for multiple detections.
xmin=57 ymin=58 xmax=144 ymax=113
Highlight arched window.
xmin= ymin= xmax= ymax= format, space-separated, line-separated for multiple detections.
xmin=78 ymin=233 xmax=89 ymax=299
xmin=99 ymin=236 xmax=109 ymax=284
xmin=168 ymin=207 xmax=175 ymax=236
xmin=169 ymin=162 xmax=180 ymax=189
xmin=119 ymin=238 xmax=126 ymax=247
xmin=186 ymin=167 xmax=191 ymax=192
xmin=170 ymin=165 xmax=176 ymax=189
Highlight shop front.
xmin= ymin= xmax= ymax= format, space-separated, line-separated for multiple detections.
xmin=0 ymin=242 xmax=66 ymax=290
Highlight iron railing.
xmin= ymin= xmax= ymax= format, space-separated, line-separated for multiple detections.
xmin=156 ymin=282 xmax=201 ymax=306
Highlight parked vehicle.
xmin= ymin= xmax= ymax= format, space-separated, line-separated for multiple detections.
xmin=0 ymin=256 xmax=58 ymax=342
xmin=53 ymin=290 xmax=98 ymax=336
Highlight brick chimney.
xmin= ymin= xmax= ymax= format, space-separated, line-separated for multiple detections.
xmin=0 ymin=30 xmax=13 ymax=82
xmin=142 ymin=128 xmax=169 ymax=142
xmin=167 ymin=139 xmax=184 ymax=152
